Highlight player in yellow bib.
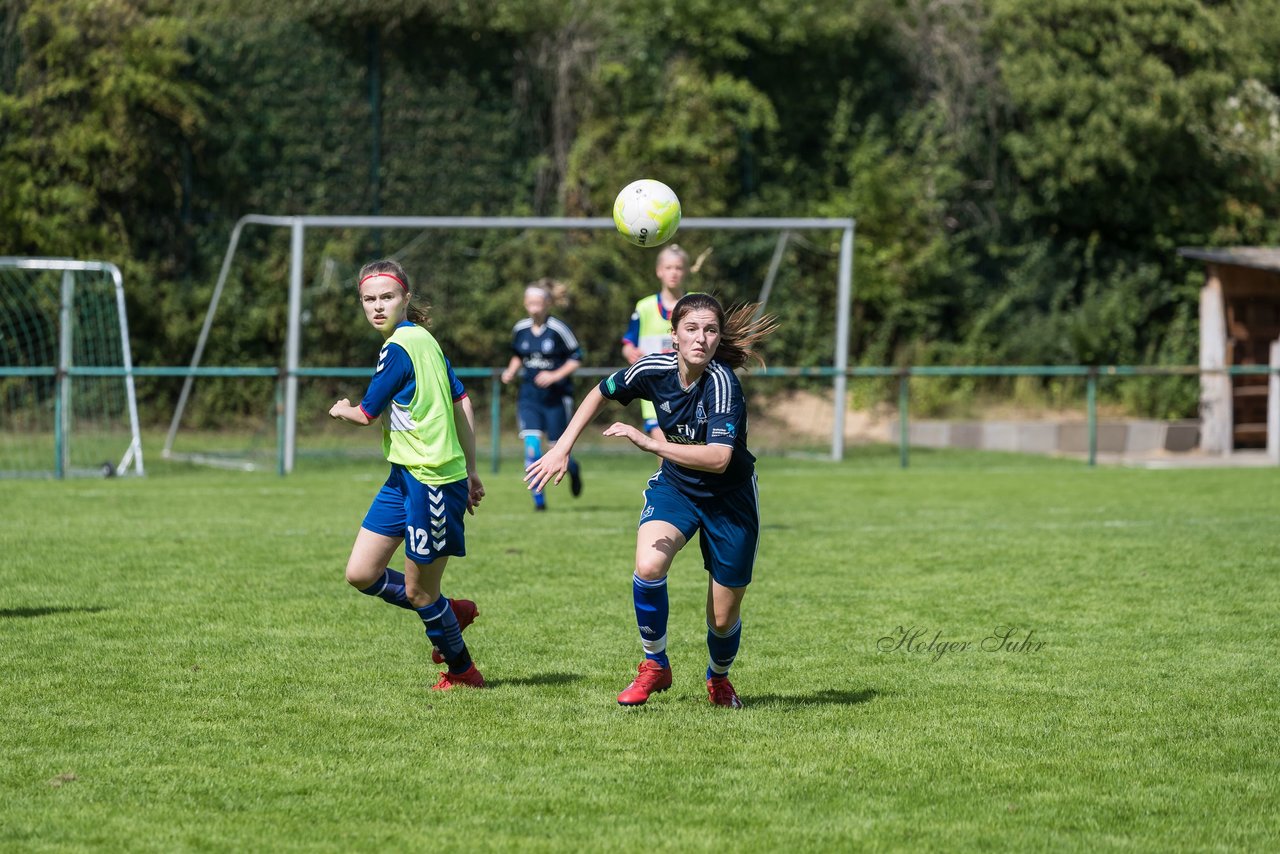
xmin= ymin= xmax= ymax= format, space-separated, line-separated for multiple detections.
xmin=329 ymin=259 xmax=488 ymax=691
xmin=621 ymin=244 xmax=690 ymax=440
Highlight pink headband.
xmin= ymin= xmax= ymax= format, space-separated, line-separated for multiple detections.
xmin=359 ymin=272 xmax=408 ymax=292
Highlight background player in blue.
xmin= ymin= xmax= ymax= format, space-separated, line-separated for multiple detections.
xmin=526 ymin=293 xmax=777 ymax=709
xmin=329 ymin=259 xmax=488 ymax=691
xmin=500 ymin=278 xmax=584 ymax=510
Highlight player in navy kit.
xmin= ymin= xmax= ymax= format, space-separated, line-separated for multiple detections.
xmin=526 ymin=293 xmax=776 ymax=708
xmin=500 ymin=279 xmax=584 ymax=510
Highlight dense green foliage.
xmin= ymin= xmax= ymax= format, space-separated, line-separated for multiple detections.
xmin=3 ymin=0 xmax=1279 ymax=419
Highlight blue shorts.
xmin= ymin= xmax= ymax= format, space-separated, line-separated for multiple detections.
xmin=518 ymin=394 xmax=573 ymax=441
xmin=639 ymin=473 xmax=760 ymax=588
xmin=361 ymin=465 xmax=468 ymax=565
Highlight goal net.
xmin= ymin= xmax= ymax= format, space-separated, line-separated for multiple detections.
xmin=163 ymin=215 xmax=855 ymax=473
xmin=0 ymin=259 xmax=143 ymax=478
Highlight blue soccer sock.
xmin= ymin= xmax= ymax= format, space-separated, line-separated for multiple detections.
xmin=706 ymin=618 xmax=742 ymax=680
xmin=633 ymin=573 xmax=670 ymax=668
xmin=524 ymin=434 xmax=546 ymax=509
xmin=359 ymin=568 xmax=411 ymax=610
xmin=567 ymin=456 xmax=580 ymax=477
xmin=415 ymin=595 xmax=472 ymax=674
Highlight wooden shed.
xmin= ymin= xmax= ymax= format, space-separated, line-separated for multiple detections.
xmin=1178 ymin=247 xmax=1280 ymax=457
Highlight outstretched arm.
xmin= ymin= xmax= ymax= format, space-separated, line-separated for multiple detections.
xmin=524 ymin=386 xmax=610 ymax=492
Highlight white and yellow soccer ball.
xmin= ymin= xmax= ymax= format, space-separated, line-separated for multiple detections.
xmin=612 ymin=179 xmax=681 ymax=247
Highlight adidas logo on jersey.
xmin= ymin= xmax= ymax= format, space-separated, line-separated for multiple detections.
xmin=659 ymin=401 xmax=672 ymax=413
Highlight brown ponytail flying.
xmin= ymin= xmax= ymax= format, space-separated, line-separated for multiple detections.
xmin=670 ymin=293 xmax=778 ymax=370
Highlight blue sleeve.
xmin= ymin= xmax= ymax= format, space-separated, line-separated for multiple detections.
xmin=555 ymin=327 xmax=583 ymax=362
xmin=598 ymin=364 xmax=645 ymax=405
xmin=444 ymin=357 xmax=466 ymax=401
xmin=359 ymin=342 xmax=413 ymax=418
xmin=621 ymin=312 xmax=639 ymax=348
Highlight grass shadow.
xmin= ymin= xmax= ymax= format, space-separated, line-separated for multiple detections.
xmin=747 ymin=687 xmax=879 ymax=709
xmin=0 ymin=606 xmax=107 ymax=619
xmin=488 ymin=672 xmax=585 ymax=689
xmin=564 ymin=502 xmax=636 ymax=513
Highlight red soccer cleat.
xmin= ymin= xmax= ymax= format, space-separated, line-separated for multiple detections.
xmin=432 ymin=663 xmax=485 ymax=690
xmin=617 ymin=660 xmax=673 ymax=706
xmin=707 ymin=676 xmax=744 ymax=709
xmin=432 ymin=598 xmax=479 ymax=664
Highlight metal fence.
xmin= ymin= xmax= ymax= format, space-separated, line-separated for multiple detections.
xmin=4 ymin=363 xmax=1274 ymax=474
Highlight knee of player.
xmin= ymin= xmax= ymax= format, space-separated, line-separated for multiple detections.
xmin=633 ymin=556 xmax=669 ymax=582
xmin=708 ymin=614 xmax=740 ymax=635
xmin=344 ymin=562 xmax=376 ymax=589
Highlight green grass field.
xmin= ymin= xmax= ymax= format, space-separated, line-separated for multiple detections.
xmin=2 ymin=450 xmax=1278 ymax=851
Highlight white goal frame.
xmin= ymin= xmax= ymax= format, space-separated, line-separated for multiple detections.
xmin=166 ymin=214 xmax=856 ymax=472
xmin=0 ymin=257 xmax=144 ymax=477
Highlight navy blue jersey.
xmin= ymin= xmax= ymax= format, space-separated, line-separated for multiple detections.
xmin=511 ymin=316 xmax=582 ymax=405
xmin=359 ymin=321 xmax=466 ymax=420
xmin=600 ymin=353 xmax=755 ymax=498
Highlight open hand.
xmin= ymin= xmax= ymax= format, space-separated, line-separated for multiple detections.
xmin=602 ymin=422 xmax=653 ymax=452
xmin=524 ymin=447 xmax=568 ymax=493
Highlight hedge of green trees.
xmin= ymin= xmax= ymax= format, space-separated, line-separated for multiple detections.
xmin=3 ymin=0 xmax=1279 ymax=421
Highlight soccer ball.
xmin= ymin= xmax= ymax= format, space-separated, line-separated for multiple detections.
xmin=613 ymin=179 xmax=681 ymax=247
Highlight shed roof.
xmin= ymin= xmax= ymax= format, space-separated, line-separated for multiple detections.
xmin=1177 ymin=247 xmax=1280 ymax=273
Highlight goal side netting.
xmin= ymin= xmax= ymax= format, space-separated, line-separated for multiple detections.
xmin=0 ymin=258 xmax=143 ymax=478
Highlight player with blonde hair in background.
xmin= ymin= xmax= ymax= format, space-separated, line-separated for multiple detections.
xmin=621 ymin=244 xmax=690 ymax=440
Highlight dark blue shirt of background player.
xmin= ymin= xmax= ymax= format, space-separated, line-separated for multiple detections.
xmin=510 ymin=315 xmax=582 ymax=406
xmin=500 ymin=280 xmax=586 ymax=509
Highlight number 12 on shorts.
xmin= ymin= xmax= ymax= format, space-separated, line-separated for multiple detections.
xmin=406 ymin=526 xmax=438 ymax=554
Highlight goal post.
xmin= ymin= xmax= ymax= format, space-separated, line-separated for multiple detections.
xmin=0 ymin=258 xmax=144 ymax=478
xmin=166 ymin=214 xmax=856 ymax=473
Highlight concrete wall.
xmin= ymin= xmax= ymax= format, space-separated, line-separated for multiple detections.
xmin=888 ymin=419 xmax=1202 ymax=458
